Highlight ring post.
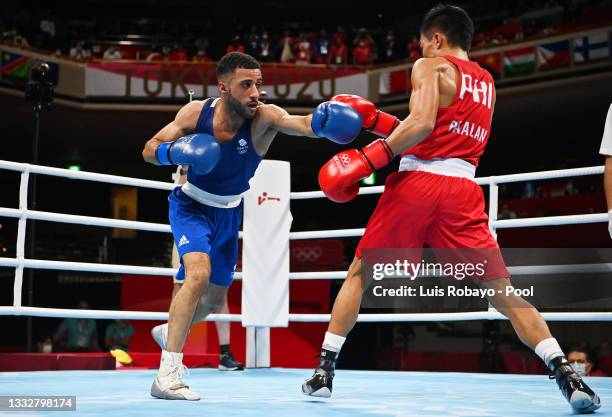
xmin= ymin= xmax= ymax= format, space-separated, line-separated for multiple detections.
xmin=242 ymin=160 xmax=292 ymax=368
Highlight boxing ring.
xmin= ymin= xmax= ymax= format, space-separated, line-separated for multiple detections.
xmin=1 ymin=159 xmax=612 ymax=416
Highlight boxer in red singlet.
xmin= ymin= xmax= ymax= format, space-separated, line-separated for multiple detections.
xmin=302 ymin=4 xmax=601 ymax=414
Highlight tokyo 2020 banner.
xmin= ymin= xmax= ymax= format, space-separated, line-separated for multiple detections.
xmin=85 ymin=62 xmax=369 ymax=101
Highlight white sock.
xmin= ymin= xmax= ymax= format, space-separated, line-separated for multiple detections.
xmin=322 ymin=332 xmax=346 ymax=353
xmin=534 ymin=338 xmax=564 ymax=367
xmin=159 ymin=350 xmax=183 ymax=376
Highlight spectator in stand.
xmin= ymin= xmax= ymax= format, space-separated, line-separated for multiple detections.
xmin=194 ymin=37 xmax=210 ymax=57
xmin=161 ymin=45 xmax=171 ymax=59
xmin=498 ymin=204 xmax=518 ymax=219
xmin=39 ymin=14 xmax=56 ymax=50
xmin=565 ymin=180 xmax=578 ymax=196
xmin=406 ymin=35 xmax=421 ymax=62
xmin=246 ymin=26 xmax=259 ymax=50
xmin=352 ymin=30 xmax=373 ymax=65
xmin=14 ymin=34 xmax=30 ymax=49
xmin=69 ymin=41 xmax=90 ymax=62
xmin=103 ymin=45 xmax=122 ymax=60
xmin=167 ymin=44 xmax=188 ymax=61
xmin=568 ymin=347 xmax=607 ymax=377
xmin=246 ymin=33 xmax=260 ymax=58
xmin=226 ymin=35 xmax=246 ymax=54
xmin=353 ymin=28 xmax=374 ymax=48
xmin=490 ymin=33 xmax=505 ymax=45
xmin=192 ymin=48 xmax=210 ymax=62
xmin=333 ymin=26 xmax=348 ymax=45
xmin=37 ymin=336 xmax=53 ymax=353
xmin=52 ymin=300 xmax=100 ymax=352
xmin=91 ymin=44 xmax=102 ymax=59
xmin=258 ymin=31 xmax=274 ymax=62
xmin=105 ymin=319 xmax=134 ymax=352
xmin=279 ymin=30 xmax=295 ymax=63
xmin=522 ymin=181 xmax=540 ymax=199
xmin=314 ymin=29 xmax=332 ymax=64
xmin=329 ymin=33 xmax=348 ymax=65
xmin=145 ymin=46 xmax=164 ymax=62
xmin=381 ymin=30 xmax=402 ymax=63
xmin=295 ymin=32 xmax=312 ymax=65
xmin=1 ymin=26 xmax=18 ymax=44
xmin=539 ymin=25 xmax=556 ymax=36
xmin=515 ymin=27 xmax=525 ymax=41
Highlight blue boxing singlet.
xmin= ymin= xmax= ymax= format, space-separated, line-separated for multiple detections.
xmin=182 ymin=98 xmax=263 ymax=206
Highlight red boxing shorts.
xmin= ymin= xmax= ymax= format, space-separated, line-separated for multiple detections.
xmin=356 ymin=170 xmax=509 ymax=280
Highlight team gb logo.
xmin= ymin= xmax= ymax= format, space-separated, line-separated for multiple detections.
xmin=237 ymin=138 xmax=248 ymax=154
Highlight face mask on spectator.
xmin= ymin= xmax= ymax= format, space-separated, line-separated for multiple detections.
xmin=570 ymin=361 xmax=587 ymax=377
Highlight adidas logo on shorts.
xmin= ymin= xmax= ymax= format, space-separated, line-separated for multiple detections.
xmin=178 ymin=235 xmax=190 ymax=247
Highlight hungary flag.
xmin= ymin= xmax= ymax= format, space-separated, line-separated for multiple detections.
xmin=1 ymin=51 xmax=31 ymax=79
xmin=503 ymin=47 xmax=536 ymax=77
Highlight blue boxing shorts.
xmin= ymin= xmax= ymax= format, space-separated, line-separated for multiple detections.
xmin=169 ymin=187 xmax=241 ymax=286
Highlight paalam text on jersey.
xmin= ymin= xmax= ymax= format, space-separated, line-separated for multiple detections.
xmin=447 ymin=119 xmax=488 ymax=143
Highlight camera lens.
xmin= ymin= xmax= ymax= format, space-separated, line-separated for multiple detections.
xmin=31 ymin=63 xmax=50 ymax=82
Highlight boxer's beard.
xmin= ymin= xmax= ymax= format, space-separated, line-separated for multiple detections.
xmin=226 ymin=89 xmax=253 ymax=119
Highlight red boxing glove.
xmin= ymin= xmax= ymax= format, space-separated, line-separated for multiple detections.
xmin=318 ymin=139 xmax=393 ymax=203
xmin=331 ymin=94 xmax=399 ymax=138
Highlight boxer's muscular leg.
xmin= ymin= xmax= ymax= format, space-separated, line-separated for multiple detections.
xmin=171 ymin=283 xmax=181 ymax=299
xmin=302 ymin=257 xmax=370 ymax=397
xmin=215 ymin=296 xmax=231 ymax=346
xmin=327 ymin=257 xmax=370 ymax=337
xmin=166 ymin=252 xmax=210 ymax=353
xmin=152 ymin=253 xmax=208 ymax=401
xmin=481 ymin=278 xmax=551 ymax=349
xmin=171 ymin=282 xmax=230 ymax=339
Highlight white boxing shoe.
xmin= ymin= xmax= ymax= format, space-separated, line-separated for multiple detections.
xmin=151 ymin=350 xmax=200 ymax=401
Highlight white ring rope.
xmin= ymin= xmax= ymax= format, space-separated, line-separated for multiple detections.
xmin=494 ymin=213 xmax=608 ymax=228
xmin=0 ymin=257 xmax=177 ymax=276
xmin=289 ymin=166 xmax=604 ymax=199
xmin=1 ymin=260 xmax=610 ymax=279
xmin=0 ymin=207 xmax=172 ymax=233
xmin=0 ymin=160 xmax=174 ymax=191
xmin=1 ymin=307 xmax=610 ymax=322
xmin=0 ymin=160 xmax=608 ymax=322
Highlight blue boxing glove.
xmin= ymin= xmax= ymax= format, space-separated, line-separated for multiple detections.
xmin=311 ymin=101 xmax=363 ymax=145
xmin=156 ymin=133 xmax=221 ymax=175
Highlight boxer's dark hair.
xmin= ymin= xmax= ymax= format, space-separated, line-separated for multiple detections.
xmin=421 ymin=4 xmax=474 ymax=51
xmin=216 ymin=52 xmax=260 ymax=79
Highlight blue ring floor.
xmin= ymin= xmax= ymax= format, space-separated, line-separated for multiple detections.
xmin=1 ymin=368 xmax=611 ymax=417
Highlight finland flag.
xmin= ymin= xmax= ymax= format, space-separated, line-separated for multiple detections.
xmin=573 ymin=31 xmax=610 ymax=63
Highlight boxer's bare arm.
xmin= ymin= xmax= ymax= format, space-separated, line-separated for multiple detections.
xmin=385 ymin=58 xmax=442 ymax=155
xmin=142 ymin=100 xmax=203 ymax=165
xmin=251 ymin=104 xmax=317 ymax=155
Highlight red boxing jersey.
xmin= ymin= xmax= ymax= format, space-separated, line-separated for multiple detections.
xmin=402 ymin=55 xmax=495 ymax=167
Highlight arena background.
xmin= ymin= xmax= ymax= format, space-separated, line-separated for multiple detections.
xmin=1 ymin=0 xmax=612 ymax=376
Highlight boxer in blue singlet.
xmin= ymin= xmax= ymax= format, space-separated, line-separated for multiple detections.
xmin=142 ymin=52 xmax=365 ymax=400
